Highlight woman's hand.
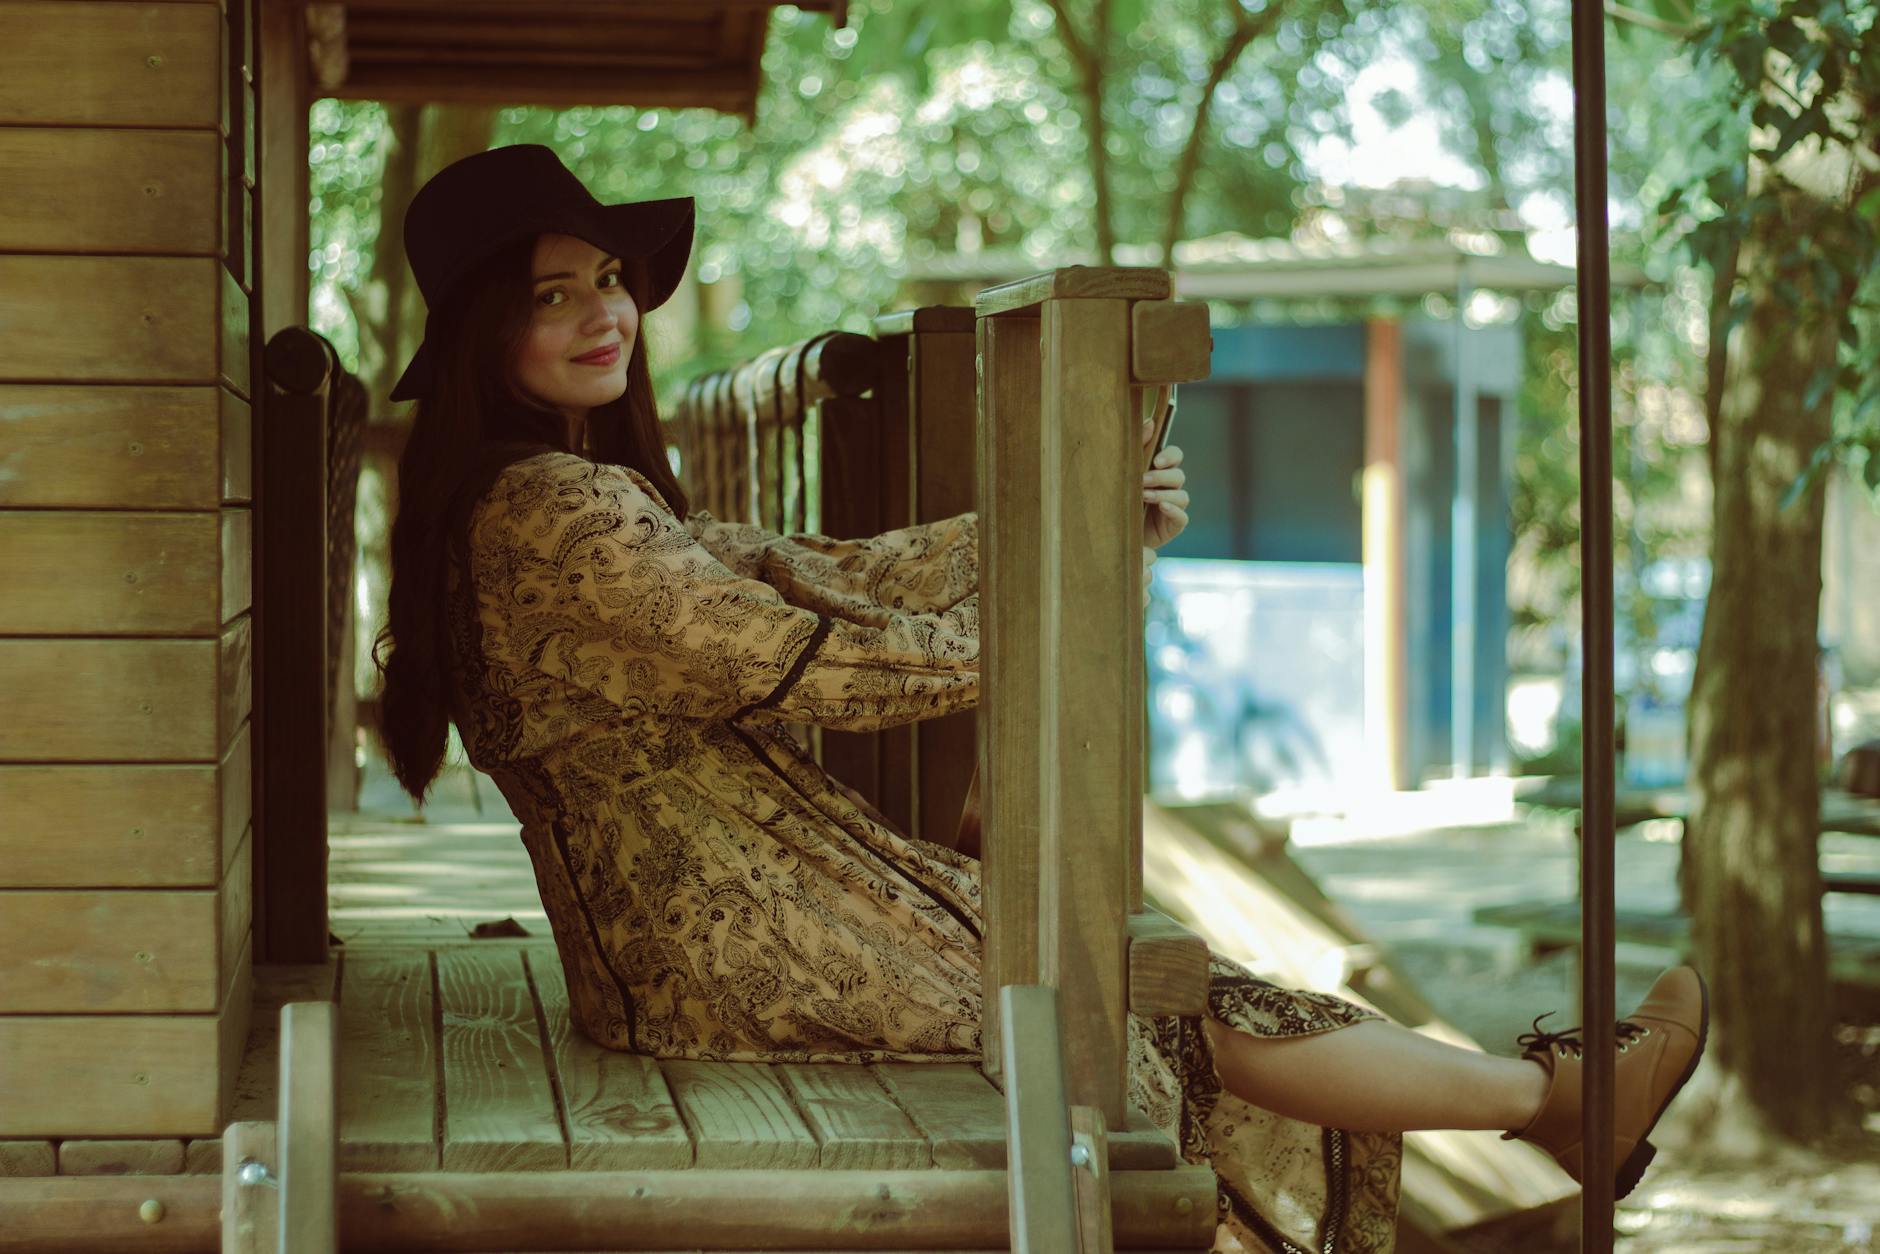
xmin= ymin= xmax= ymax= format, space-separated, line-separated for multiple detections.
xmin=1142 ymin=417 xmax=1189 ymax=551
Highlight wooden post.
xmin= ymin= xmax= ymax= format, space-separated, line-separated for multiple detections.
xmin=221 ymin=1120 xmax=279 ymax=1254
xmin=972 ymin=270 xmax=1209 ymax=1128
xmin=976 ymin=306 xmax=1046 ymax=1087
xmin=908 ymin=310 xmax=980 ymax=853
xmin=1037 ymin=294 xmax=1136 ymax=1128
xmin=258 ymin=329 xmax=332 ymax=964
xmin=999 ymin=985 xmax=1081 ymax=1254
xmin=279 ymin=1001 xmax=338 ymax=1254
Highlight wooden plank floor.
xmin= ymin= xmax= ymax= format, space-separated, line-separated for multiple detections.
xmin=181 ymin=943 xmax=1179 ymax=1176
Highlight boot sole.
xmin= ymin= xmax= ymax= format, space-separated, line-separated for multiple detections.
xmin=1614 ymin=969 xmax=1710 ymax=1201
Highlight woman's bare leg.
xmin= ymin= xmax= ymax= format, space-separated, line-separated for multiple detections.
xmin=1201 ymin=1015 xmax=1550 ymax=1135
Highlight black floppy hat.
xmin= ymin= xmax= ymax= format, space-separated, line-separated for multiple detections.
xmin=389 ymin=143 xmax=695 ymax=402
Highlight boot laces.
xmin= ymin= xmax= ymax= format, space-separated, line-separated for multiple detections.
xmin=1515 ymin=1010 xmax=1651 ymax=1059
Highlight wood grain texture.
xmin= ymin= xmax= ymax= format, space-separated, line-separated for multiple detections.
xmin=219 ymin=612 xmax=252 ymax=754
xmin=278 ymin=1001 xmax=338 ymax=1253
xmin=0 ymin=634 xmax=231 ymax=760
xmin=218 ymin=824 xmax=252 ymax=1008
xmin=0 ymin=926 xmax=251 ymax=1137
xmin=972 ymin=265 xmax=1169 ymax=318
xmin=219 ymin=721 xmax=251 ymax=879
xmin=1038 ymin=297 xmax=1135 ymax=1127
xmin=220 ymin=387 xmax=251 ymax=503
xmin=776 ymin=1063 xmax=928 ymax=1170
xmin=911 ymin=322 xmax=979 ymax=852
xmin=1125 ymin=909 xmax=1211 ymax=1017
xmin=57 ymin=1139 xmax=184 ymax=1176
xmin=0 ymin=1170 xmax=1221 ymax=1249
xmin=975 ymin=310 xmax=1044 ymax=1083
xmin=660 ymin=1060 xmax=818 ymax=1168
xmin=219 ymin=264 xmax=250 ymax=397
xmin=0 ymin=882 xmax=218 ymax=1012
xmin=218 ymin=959 xmax=337 ymax=1131
xmin=0 ymin=762 xmax=220 ymax=887
xmin=221 ymin=507 xmax=252 ymax=621
xmin=527 ymin=949 xmax=692 ymax=1171
xmin=997 ymin=985 xmax=1079 ymax=1254
xmin=435 ymin=948 xmax=565 ymax=1171
xmin=872 ymin=1062 xmax=1007 ymax=1169
xmin=0 ymin=257 xmax=217 ymax=382
xmin=1128 ymin=299 xmax=1213 ymax=384
xmin=0 ymin=1141 xmax=56 ymax=1176
xmin=337 ymin=952 xmax=438 ymax=1171
xmin=1069 ymin=1104 xmax=1114 ymax=1254
xmin=0 ymin=385 xmax=220 ymax=509
xmin=0 ymin=510 xmax=220 ymax=634
xmin=0 ymin=1 xmax=220 ymax=127
xmin=218 ymin=1120 xmax=276 ymax=1249
xmin=0 ymin=127 xmax=218 ymax=254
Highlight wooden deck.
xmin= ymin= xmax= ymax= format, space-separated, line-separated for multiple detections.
xmin=326 ymin=801 xmax=552 ymax=948
xmin=175 ymin=940 xmax=1181 ymax=1179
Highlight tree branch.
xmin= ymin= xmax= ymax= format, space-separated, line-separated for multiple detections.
xmin=1043 ymin=0 xmax=1115 ymax=263
xmin=1605 ymin=1 xmax=1694 ymax=38
xmin=1159 ymin=7 xmax=1274 ymax=268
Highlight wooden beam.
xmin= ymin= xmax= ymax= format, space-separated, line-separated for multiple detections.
xmin=1037 ymin=296 xmax=1135 ymax=1129
xmin=0 ymin=1165 xmax=1217 ymax=1250
xmin=1125 ymin=909 xmax=1210 ymax=1016
xmin=221 ymin=1121 xmax=277 ymax=1254
xmin=329 ymin=63 xmax=753 ymax=111
xmin=976 ymin=309 xmax=1044 ymax=1085
xmin=973 ymin=266 xmax=1168 ymax=319
xmin=1128 ymin=299 xmax=1212 ymax=384
xmin=0 ymin=1 xmax=219 ymax=128
xmin=998 ymin=985 xmax=1080 ymax=1254
xmin=0 ymin=128 xmax=218 ymax=255
xmin=279 ymin=1002 xmax=339 ymax=1254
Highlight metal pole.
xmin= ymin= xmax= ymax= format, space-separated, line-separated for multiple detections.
xmin=1451 ymin=263 xmax=1478 ymax=779
xmin=1570 ymin=0 xmax=1617 ymax=1246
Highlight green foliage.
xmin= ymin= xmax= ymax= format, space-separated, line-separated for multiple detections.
xmin=1648 ymin=0 xmax=1880 ymax=507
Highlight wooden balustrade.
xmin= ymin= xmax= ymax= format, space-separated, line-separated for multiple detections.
xmin=671 ymin=312 xmax=980 ymax=854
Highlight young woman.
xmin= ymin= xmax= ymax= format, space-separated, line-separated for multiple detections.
xmin=373 ymin=145 xmax=1708 ymax=1254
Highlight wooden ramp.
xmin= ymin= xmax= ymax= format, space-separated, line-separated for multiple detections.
xmin=1140 ymin=800 xmax=1580 ymax=1244
xmin=183 ymin=940 xmax=1186 ymax=1178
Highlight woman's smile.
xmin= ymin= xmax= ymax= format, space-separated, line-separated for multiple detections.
xmin=572 ymin=343 xmax=621 ymax=366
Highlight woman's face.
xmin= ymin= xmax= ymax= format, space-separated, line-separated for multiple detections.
xmin=512 ymin=233 xmax=637 ymax=423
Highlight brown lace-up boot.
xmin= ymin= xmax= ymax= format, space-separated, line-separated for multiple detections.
xmin=1499 ymin=965 xmax=1709 ymax=1199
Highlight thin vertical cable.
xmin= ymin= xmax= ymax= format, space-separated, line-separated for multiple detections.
xmin=1571 ymin=0 xmax=1618 ymax=1246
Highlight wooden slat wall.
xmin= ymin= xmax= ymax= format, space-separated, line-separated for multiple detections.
xmin=0 ymin=0 xmax=260 ymax=1140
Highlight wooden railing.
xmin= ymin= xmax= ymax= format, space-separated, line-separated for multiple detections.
xmin=671 ymin=310 xmax=980 ymax=856
xmin=255 ymin=326 xmax=366 ymax=965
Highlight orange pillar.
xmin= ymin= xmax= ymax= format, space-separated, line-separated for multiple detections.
xmin=1362 ymin=318 xmax=1409 ymax=792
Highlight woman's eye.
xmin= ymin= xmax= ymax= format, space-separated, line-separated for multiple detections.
xmin=601 ymin=269 xmax=624 ymax=289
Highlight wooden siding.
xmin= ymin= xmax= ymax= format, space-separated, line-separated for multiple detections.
xmin=0 ymin=2 xmax=220 ymax=128
xmin=0 ymin=386 xmax=224 ymax=509
xmin=0 ymin=0 xmax=258 ymax=1148
xmin=0 ymin=128 xmax=219 ymax=255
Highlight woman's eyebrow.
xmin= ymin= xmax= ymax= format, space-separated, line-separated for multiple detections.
xmin=532 ymin=254 xmax=622 ymax=284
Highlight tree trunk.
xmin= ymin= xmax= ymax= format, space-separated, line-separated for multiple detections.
xmin=1683 ymin=176 xmax=1839 ymax=1144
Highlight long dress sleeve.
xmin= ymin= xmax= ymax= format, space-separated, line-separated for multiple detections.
xmin=467 ymin=452 xmax=977 ymax=732
xmin=680 ymin=508 xmax=977 ymax=620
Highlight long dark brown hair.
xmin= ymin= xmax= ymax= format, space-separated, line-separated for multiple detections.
xmin=371 ymin=235 xmax=690 ymax=803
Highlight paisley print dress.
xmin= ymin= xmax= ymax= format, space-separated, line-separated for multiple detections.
xmin=443 ymin=450 xmax=1404 ymax=1252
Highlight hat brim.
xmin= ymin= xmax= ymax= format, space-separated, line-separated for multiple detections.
xmin=389 ymin=196 xmax=696 ymax=403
